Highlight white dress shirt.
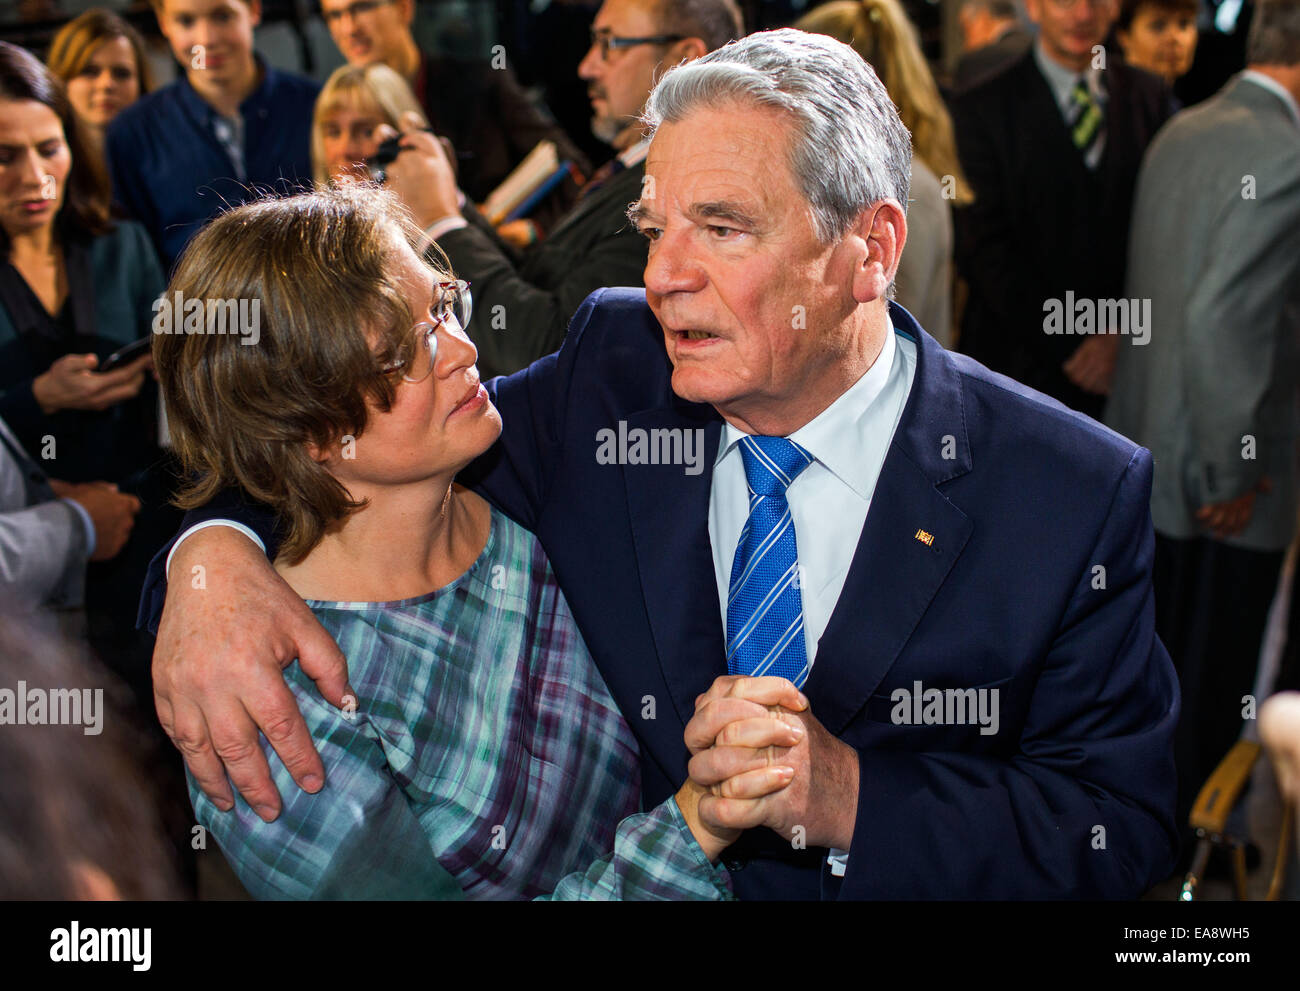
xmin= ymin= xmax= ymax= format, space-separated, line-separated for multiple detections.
xmin=709 ymin=317 xmax=917 ymax=668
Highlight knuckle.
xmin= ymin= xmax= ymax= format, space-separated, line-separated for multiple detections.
xmin=259 ymin=712 xmax=300 ymax=745
xmin=211 ymin=736 xmax=260 ymax=765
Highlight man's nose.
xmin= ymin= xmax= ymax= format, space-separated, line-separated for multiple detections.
xmin=192 ymin=22 xmax=214 ymax=50
xmin=577 ymin=43 xmax=603 ymax=81
xmin=643 ymin=230 xmax=706 ymax=296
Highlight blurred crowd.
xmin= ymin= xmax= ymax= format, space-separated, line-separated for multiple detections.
xmin=1 ymin=0 xmax=1298 ymax=897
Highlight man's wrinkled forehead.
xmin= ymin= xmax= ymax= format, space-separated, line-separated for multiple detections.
xmin=638 ymin=103 xmax=798 ymax=214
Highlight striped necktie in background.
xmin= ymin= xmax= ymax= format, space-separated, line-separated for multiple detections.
xmin=1069 ymin=76 xmax=1104 ymax=162
xmin=726 ymin=435 xmax=816 ymax=688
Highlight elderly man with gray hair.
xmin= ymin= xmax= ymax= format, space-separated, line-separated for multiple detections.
xmin=142 ymin=29 xmax=1178 ymax=899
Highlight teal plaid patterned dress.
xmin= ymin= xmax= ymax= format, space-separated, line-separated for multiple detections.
xmin=189 ymin=506 xmax=732 ymax=900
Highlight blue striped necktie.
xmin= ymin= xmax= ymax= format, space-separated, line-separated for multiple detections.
xmin=726 ymin=435 xmax=815 ymax=688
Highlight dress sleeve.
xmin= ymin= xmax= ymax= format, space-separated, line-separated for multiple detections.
xmin=188 ymin=661 xmax=463 ymax=900
xmin=538 ymin=796 xmax=734 ymax=901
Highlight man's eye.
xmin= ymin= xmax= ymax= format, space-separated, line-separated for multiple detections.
xmin=708 ymin=225 xmax=739 ymax=239
xmin=176 ymin=15 xmax=193 ymax=27
xmin=38 ymin=141 xmax=62 ymax=157
xmin=639 ymin=226 xmax=662 ymax=242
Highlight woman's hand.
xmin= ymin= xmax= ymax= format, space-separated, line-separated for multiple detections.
xmin=32 ymin=352 xmax=151 ymax=415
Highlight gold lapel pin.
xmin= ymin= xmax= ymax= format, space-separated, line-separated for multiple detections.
xmin=914 ymin=529 xmax=935 ymax=547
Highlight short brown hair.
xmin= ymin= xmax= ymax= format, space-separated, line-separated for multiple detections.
xmin=1248 ymin=0 xmax=1300 ymax=65
xmin=156 ymin=186 xmax=449 ymax=565
xmin=47 ymin=9 xmax=155 ymax=96
xmin=1116 ymin=0 xmax=1199 ymax=32
xmin=653 ymin=0 xmax=744 ymax=52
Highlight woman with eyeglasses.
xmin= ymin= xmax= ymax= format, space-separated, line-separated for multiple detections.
xmin=153 ymin=185 xmax=789 ymax=899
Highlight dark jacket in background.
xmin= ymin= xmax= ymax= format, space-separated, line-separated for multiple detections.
xmin=417 ymin=53 xmax=591 ymax=212
xmin=440 ymin=162 xmax=647 ymax=379
xmin=952 ymin=25 xmax=1033 ymax=94
xmin=0 ymin=219 xmax=164 ymax=484
xmin=105 ymin=58 xmax=320 ymax=269
xmin=952 ymin=51 xmax=1172 ymax=416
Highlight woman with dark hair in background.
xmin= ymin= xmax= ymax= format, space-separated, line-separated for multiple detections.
xmin=0 ymin=40 xmax=178 ymax=734
xmin=795 ymin=0 xmax=973 ymax=347
xmin=47 ymin=9 xmax=154 ymax=199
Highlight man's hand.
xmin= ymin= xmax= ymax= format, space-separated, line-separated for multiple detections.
xmin=153 ymin=527 xmax=350 ymax=821
xmin=1261 ymin=692 xmax=1300 ymax=806
xmin=673 ymin=684 xmax=803 ymax=862
xmin=684 ymin=675 xmax=860 ymax=850
xmin=33 ymin=352 xmax=151 ymax=415
xmin=1196 ymin=476 xmax=1271 ymax=538
xmin=378 ymin=111 xmax=462 ymax=230
xmin=1062 ymin=335 xmax=1119 ymax=395
xmin=53 ymin=480 xmax=140 ymax=561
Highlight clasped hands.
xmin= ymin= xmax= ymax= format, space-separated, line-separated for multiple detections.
xmin=674 ymin=675 xmax=860 ymax=863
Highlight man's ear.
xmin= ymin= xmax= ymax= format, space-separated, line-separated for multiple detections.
xmin=671 ymin=36 xmax=709 ymax=64
xmin=398 ymin=0 xmax=415 ymax=25
xmin=851 ymin=201 xmax=906 ymax=304
xmin=246 ymin=0 xmax=262 ymax=29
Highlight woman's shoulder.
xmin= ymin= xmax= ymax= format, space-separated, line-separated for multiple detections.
xmin=85 ymin=219 xmax=159 ymax=274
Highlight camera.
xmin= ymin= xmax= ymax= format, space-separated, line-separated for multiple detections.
xmin=365 ymin=128 xmax=436 ymax=183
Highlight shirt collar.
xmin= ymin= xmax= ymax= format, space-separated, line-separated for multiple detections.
xmin=1033 ymin=37 xmax=1105 ymax=114
xmin=716 ymin=314 xmax=900 ymax=501
xmin=1239 ymin=70 xmax=1300 ymax=131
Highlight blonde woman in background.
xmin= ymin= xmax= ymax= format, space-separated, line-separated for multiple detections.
xmin=311 ymin=64 xmax=540 ymax=249
xmin=47 ymin=10 xmax=153 ymax=197
xmin=311 ymin=62 xmax=427 ymax=187
xmin=796 ymin=0 xmax=973 ymax=347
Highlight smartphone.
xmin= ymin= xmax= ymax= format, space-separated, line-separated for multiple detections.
xmin=98 ymin=336 xmax=152 ymax=372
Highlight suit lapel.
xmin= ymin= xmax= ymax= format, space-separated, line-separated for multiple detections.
xmin=804 ymin=306 xmax=975 ymax=736
xmin=623 ymin=405 xmax=727 ymax=728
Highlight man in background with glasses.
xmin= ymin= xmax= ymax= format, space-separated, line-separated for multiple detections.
xmin=952 ymin=0 xmax=1173 ymax=419
xmin=378 ymin=0 xmax=743 ymax=379
xmin=317 ymin=0 xmax=588 ymax=204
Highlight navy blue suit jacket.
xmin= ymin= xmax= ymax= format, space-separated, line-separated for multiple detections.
xmin=142 ymin=288 xmax=1179 ymax=899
